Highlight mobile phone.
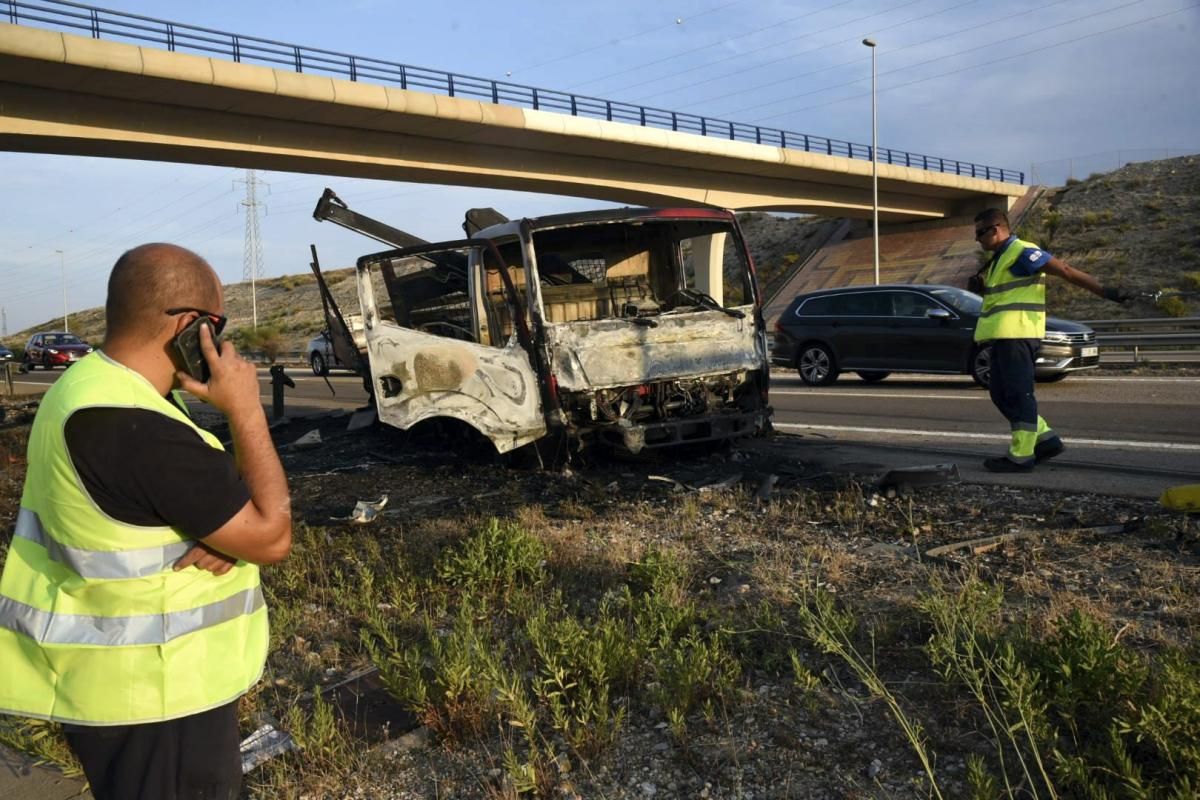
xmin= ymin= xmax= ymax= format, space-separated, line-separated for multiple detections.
xmin=172 ymin=316 xmax=220 ymax=382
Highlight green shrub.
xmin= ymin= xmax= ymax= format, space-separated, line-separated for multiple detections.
xmin=232 ymin=325 xmax=286 ymax=363
xmin=1158 ymin=295 xmax=1189 ymax=317
xmin=435 ymin=518 xmax=547 ymax=599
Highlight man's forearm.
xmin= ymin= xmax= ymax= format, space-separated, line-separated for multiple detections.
xmin=227 ymin=408 xmax=291 ymax=529
xmin=1046 ymin=258 xmax=1104 ymax=297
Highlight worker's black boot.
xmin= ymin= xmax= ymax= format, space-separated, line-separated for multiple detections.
xmin=1035 ymin=437 xmax=1065 ymax=464
xmin=983 ymin=456 xmax=1035 ymax=473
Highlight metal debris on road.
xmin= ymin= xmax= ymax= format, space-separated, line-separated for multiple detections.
xmin=239 ymin=723 xmax=298 ymax=773
xmin=876 ymin=463 xmax=960 ymax=496
xmin=289 ymin=429 xmax=324 ymax=451
xmin=334 ymin=495 xmax=389 ymax=524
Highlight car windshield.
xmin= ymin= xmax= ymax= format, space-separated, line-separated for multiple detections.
xmin=929 ymin=287 xmax=982 ymax=314
xmin=47 ymin=334 xmax=83 ymax=345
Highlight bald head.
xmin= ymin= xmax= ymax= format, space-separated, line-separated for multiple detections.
xmin=106 ymin=244 xmax=221 ymax=340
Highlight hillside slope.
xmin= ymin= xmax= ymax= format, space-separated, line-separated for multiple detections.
xmin=5 ymin=155 xmax=1196 ymax=353
xmin=1021 ymin=155 xmax=1200 ymax=319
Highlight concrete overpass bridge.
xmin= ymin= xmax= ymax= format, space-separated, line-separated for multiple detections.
xmin=0 ymin=3 xmax=1026 ymax=223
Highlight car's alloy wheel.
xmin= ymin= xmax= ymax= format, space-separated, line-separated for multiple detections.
xmin=310 ymin=351 xmax=327 ymax=377
xmin=798 ymin=343 xmax=838 ymax=386
xmin=971 ymin=345 xmax=992 ymax=388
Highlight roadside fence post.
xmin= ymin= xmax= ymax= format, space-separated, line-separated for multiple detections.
xmin=269 ymin=364 xmax=295 ymax=421
xmin=3 ymin=362 xmax=14 ymax=396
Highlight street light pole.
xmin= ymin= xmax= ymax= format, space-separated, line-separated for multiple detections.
xmin=862 ymin=37 xmax=879 ymax=286
xmin=56 ymin=249 xmax=69 ymax=332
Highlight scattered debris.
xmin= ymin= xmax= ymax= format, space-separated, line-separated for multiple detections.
xmin=698 ymin=473 xmax=743 ymax=493
xmin=290 ymin=429 xmax=324 ymax=451
xmin=754 ymin=473 xmax=779 ymax=502
xmin=334 ymin=495 xmax=389 ymax=524
xmin=648 ymin=475 xmax=693 ymax=493
xmin=348 ymin=408 xmax=377 ymax=432
xmin=925 ymin=531 xmax=1038 ymax=559
xmin=876 ymin=463 xmax=961 ymax=497
xmin=239 ymin=723 xmax=298 ymax=773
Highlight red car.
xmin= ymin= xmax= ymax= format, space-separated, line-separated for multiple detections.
xmin=24 ymin=332 xmax=94 ymax=369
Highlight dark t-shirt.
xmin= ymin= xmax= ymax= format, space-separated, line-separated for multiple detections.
xmin=63 ymin=404 xmax=250 ymax=539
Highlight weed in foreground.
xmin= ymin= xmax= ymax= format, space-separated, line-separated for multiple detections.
xmin=363 ymin=522 xmax=750 ymax=794
xmin=0 ymin=718 xmax=82 ymax=777
xmin=920 ymin=575 xmax=1200 ymax=799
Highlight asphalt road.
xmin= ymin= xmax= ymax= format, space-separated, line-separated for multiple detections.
xmin=8 ymin=365 xmax=1199 ymax=498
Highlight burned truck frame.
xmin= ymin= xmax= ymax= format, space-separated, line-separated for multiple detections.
xmin=313 ymin=192 xmax=772 ymax=456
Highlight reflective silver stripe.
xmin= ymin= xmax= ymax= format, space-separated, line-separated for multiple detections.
xmin=982 ymin=275 xmax=1045 ymax=295
xmin=1037 ymin=430 xmax=1057 ymax=442
xmin=978 ymin=302 xmax=1045 ymax=317
xmin=14 ymin=508 xmax=193 ymax=580
xmin=1011 ymin=422 xmax=1038 ymax=432
xmin=0 ymin=586 xmax=263 ymax=646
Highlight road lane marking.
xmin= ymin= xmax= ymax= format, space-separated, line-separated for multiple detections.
xmin=772 ymin=390 xmax=984 ymax=400
xmin=775 ymin=423 xmax=1200 ymax=452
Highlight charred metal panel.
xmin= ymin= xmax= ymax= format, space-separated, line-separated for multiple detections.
xmin=368 ymin=328 xmax=545 ymax=453
xmin=544 ymin=309 xmax=764 ymax=392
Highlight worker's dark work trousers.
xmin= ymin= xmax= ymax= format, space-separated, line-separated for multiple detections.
xmin=987 ymin=338 xmax=1040 ymax=427
xmin=63 ymin=700 xmax=241 ymax=800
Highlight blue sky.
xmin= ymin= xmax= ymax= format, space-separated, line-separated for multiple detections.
xmin=2 ymin=0 xmax=1197 ymax=334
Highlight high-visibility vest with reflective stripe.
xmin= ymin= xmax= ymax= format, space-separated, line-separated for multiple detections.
xmin=0 ymin=352 xmax=268 ymax=725
xmin=974 ymin=237 xmax=1047 ymax=342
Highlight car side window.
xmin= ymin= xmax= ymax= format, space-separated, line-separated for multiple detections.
xmin=891 ymin=292 xmax=939 ymax=317
xmin=795 ymin=296 xmax=836 ymax=317
xmin=837 ymin=292 xmax=889 ymax=317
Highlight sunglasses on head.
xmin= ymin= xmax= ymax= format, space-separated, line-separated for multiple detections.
xmin=974 ymin=224 xmax=999 ymax=240
xmin=165 ymin=307 xmax=228 ymax=336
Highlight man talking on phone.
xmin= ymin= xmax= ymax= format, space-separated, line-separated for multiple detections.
xmin=0 ymin=243 xmax=292 ymax=799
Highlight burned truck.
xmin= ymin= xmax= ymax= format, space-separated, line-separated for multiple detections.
xmin=312 ymin=191 xmax=771 ymax=457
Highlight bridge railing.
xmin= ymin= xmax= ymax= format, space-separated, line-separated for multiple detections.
xmin=5 ymin=0 xmax=1026 ymax=184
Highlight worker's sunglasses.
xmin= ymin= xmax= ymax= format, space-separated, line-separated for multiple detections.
xmin=974 ymin=224 xmax=999 ymax=240
xmin=165 ymin=307 xmax=228 ymax=336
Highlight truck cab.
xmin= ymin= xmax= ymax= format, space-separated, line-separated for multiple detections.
xmin=350 ymin=206 xmax=772 ymax=456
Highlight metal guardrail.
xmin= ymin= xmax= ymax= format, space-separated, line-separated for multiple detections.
xmin=3 ymin=0 xmax=1025 ymax=184
xmin=1085 ymin=317 xmax=1200 ymax=361
xmin=1082 ymin=317 xmax=1200 ymax=332
xmin=1097 ymin=332 xmax=1200 ymax=347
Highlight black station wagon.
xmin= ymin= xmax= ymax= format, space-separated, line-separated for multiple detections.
xmin=772 ymin=284 xmax=1099 ymax=387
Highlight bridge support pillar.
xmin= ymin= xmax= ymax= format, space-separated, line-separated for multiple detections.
xmin=692 ymin=232 xmax=726 ymax=306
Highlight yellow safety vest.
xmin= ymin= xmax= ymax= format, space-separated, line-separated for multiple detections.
xmin=0 ymin=352 xmax=268 ymax=725
xmin=974 ymin=237 xmax=1047 ymax=342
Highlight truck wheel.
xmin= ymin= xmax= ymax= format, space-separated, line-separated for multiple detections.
xmin=310 ymin=351 xmax=327 ymax=376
